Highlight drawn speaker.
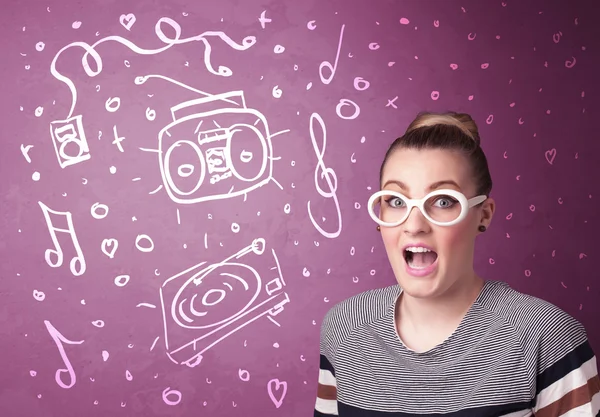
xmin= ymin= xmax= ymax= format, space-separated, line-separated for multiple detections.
xmin=159 ymin=238 xmax=290 ymax=367
xmin=49 ymin=115 xmax=91 ymax=168
xmin=157 ymin=91 xmax=274 ymax=204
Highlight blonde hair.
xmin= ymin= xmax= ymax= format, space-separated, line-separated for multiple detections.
xmin=406 ymin=113 xmax=480 ymax=145
xmin=380 ymin=111 xmax=492 ymax=196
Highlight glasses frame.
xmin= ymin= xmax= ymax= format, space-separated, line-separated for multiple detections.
xmin=367 ymin=189 xmax=487 ymax=227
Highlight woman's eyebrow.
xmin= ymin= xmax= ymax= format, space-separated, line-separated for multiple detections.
xmin=382 ymin=179 xmax=461 ymax=192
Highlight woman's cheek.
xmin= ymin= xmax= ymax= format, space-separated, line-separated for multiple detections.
xmin=439 ymin=224 xmax=473 ymax=258
xmin=381 ymin=229 xmax=399 ymax=248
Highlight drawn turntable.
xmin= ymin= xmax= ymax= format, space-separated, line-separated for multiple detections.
xmin=159 ymin=238 xmax=290 ymax=367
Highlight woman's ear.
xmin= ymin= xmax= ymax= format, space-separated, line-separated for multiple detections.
xmin=479 ymin=197 xmax=495 ymax=229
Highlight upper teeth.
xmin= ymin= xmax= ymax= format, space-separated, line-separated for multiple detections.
xmin=406 ymin=247 xmax=432 ymax=253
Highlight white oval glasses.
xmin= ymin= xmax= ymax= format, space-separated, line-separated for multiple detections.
xmin=367 ymin=189 xmax=487 ymax=227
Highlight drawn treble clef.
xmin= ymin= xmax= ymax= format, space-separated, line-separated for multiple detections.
xmin=307 ymin=112 xmax=342 ymax=239
xmin=44 ymin=320 xmax=84 ymax=389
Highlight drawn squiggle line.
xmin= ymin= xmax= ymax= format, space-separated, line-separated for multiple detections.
xmin=50 ymin=17 xmax=257 ymax=119
xmin=133 ymin=74 xmax=240 ymax=106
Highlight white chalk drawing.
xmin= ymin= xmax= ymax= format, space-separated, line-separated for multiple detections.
xmin=44 ymin=320 xmax=84 ymax=389
xmin=119 ymin=13 xmax=136 ymax=31
xmin=49 ymin=115 xmax=91 ymax=169
xmin=115 ymin=275 xmax=130 ymax=287
xmin=105 ymin=97 xmax=121 ymax=112
xmin=162 ymin=387 xmax=183 ymax=406
xmin=33 ymin=289 xmax=45 ymax=302
xmin=112 ymin=125 xmax=125 ymax=152
xmin=307 ymin=113 xmax=342 ymax=239
xmin=135 ymin=75 xmax=289 ymax=204
xmin=101 ymin=238 xmax=118 ymax=258
xmin=49 ymin=16 xmax=257 ymax=168
xmin=90 ymin=202 xmax=109 ymax=219
xmin=38 ymin=201 xmax=86 ymax=276
xmin=159 ymin=238 xmax=290 ymax=367
xmin=258 ymin=11 xmax=272 ymax=29
xmin=20 ymin=144 xmax=34 ymax=163
xmin=319 ymin=24 xmax=345 ymax=85
xmin=135 ymin=234 xmax=154 ymax=252
xmin=336 ymin=98 xmax=360 ymax=120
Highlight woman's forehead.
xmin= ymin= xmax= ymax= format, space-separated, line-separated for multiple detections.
xmin=381 ymin=149 xmax=473 ymax=192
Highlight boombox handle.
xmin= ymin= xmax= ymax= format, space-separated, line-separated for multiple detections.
xmin=170 ymin=90 xmax=247 ymax=122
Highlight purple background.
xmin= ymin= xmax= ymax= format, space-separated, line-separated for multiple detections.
xmin=1 ymin=0 xmax=599 ymax=416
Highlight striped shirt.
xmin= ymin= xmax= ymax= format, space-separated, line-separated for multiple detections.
xmin=315 ymin=280 xmax=599 ymax=416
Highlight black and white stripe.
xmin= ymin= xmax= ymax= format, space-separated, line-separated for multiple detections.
xmin=315 ymin=280 xmax=599 ymax=416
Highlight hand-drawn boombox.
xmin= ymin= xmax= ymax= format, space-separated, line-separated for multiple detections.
xmin=159 ymin=238 xmax=290 ymax=367
xmin=157 ymin=91 xmax=275 ymax=204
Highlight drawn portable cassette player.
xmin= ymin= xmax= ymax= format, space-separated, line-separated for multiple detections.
xmin=159 ymin=238 xmax=290 ymax=368
xmin=157 ymin=91 xmax=275 ymax=204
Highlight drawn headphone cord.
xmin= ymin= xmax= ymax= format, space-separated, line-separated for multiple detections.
xmin=48 ymin=16 xmax=257 ymax=170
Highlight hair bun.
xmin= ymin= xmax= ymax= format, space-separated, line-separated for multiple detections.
xmin=406 ymin=111 xmax=481 ymax=146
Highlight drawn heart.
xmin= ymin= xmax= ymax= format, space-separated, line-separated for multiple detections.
xmin=545 ymin=148 xmax=557 ymax=165
xmin=101 ymin=238 xmax=118 ymax=258
xmin=119 ymin=13 xmax=136 ymax=31
xmin=267 ymin=378 xmax=287 ymax=409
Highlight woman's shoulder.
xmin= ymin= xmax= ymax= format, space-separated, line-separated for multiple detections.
xmin=324 ymin=284 xmax=400 ymax=321
xmin=481 ymin=280 xmax=588 ymax=346
xmin=319 ymin=284 xmax=399 ymax=348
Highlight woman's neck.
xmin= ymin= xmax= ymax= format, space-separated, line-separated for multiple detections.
xmin=397 ymin=274 xmax=485 ymax=342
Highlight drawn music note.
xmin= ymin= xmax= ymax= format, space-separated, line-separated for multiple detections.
xmin=38 ymin=201 xmax=86 ymax=276
xmin=307 ymin=113 xmax=342 ymax=239
xmin=44 ymin=320 xmax=84 ymax=389
xmin=319 ymin=24 xmax=345 ymax=85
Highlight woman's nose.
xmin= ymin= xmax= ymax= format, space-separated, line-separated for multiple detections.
xmin=402 ymin=206 xmax=430 ymax=234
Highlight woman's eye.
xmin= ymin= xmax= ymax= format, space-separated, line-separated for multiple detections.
xmin=388 ymin=197 xmax=404 ymax=207
xmin=436 ymin=198 xmax=455 ymax=207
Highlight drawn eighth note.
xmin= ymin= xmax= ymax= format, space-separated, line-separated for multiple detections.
xmin=38 ymin=201 xmax=86 ymax=276
xmin=44 ymin=320 xmax=84 ymax=389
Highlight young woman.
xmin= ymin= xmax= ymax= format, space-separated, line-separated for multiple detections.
xmin=314 ymin=112 xmax=599 ymax=416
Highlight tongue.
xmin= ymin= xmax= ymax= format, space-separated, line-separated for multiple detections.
xmin=410 ymin=252 xmax=437 ymax=267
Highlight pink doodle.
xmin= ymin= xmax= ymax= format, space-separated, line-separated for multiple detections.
xmin=565 ymin=57 xmax=577 ymax=68
xmin=545 ymin=148 xmax=557 ymax=165
xmin=119 ymin=13 xmax=136 ymax=31
xmin=267 ymin=378 xmax=287 ymax=408
xmin=319 ymin=25 xmax=345 ymax=85
xmin=162 ymin=387 xmax=182 ymax=406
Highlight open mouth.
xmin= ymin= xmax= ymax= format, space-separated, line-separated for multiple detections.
xmin=404 ymin=249 xmax=438 ymax=269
